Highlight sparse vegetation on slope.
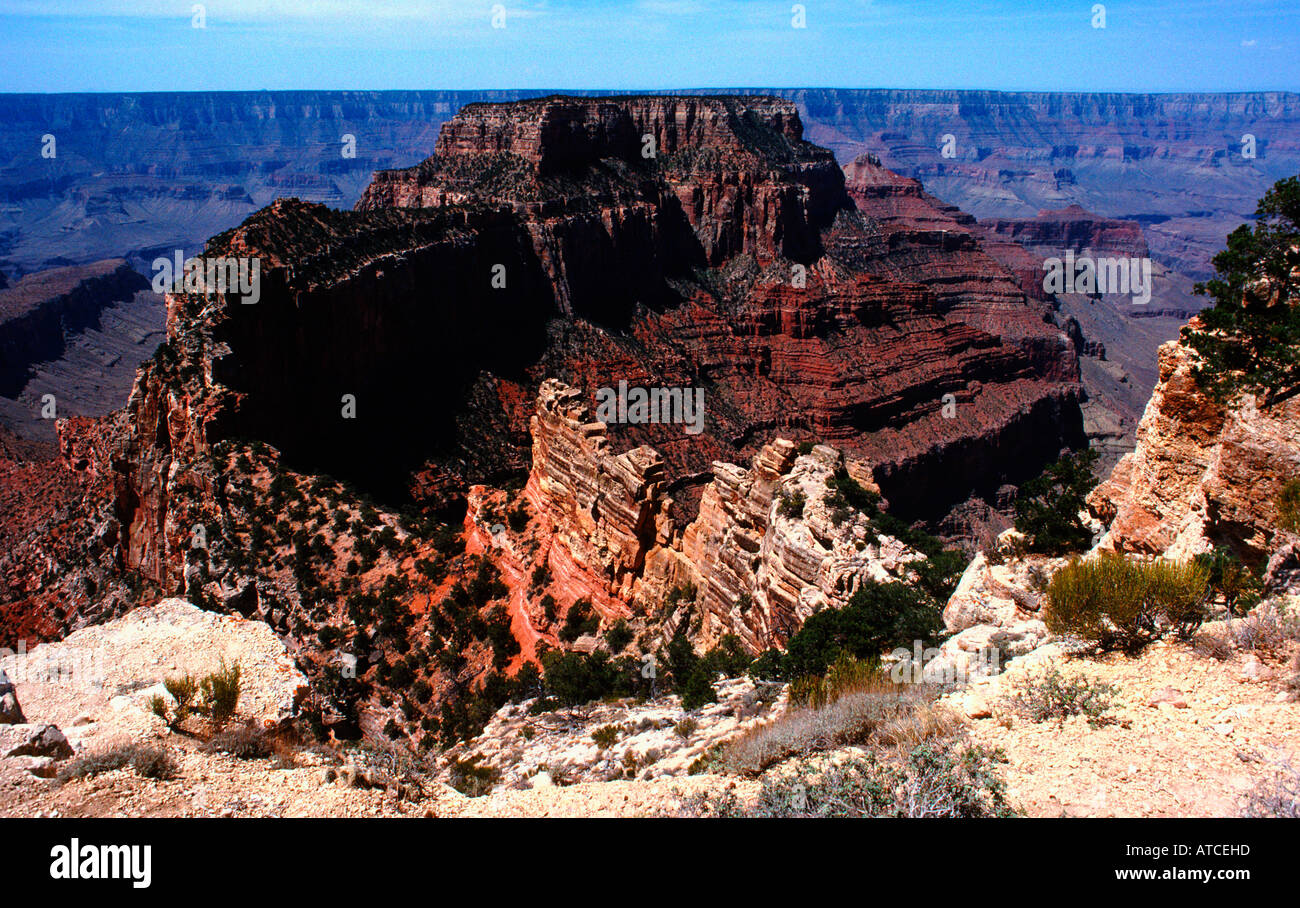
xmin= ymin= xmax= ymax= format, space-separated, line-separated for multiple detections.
xmin=686 ymin=744 xmax=1020 ymax=818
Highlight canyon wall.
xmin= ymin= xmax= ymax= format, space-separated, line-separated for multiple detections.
xmin=518 ymin=378 xmax=927 ymax=653
xmin=1090 ymin=338 xmax=1300 ymax=564
xmin=977 ymin=204 xmax=1201 ymax=468
xmin=6 ymin=88 xmax=1295 ymax=285
xmin=0 ymin=95 xmax=1098 ymax=736
xmin=0 ymin=261 xmax=149 ymax=397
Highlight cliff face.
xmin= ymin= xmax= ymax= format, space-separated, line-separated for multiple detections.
xmin=359 ymin=95 xmax=845 ymax=284
xmin=511 ymin=379 xmax=927 ymax=653
xmin=524 ymin=379 xmax=672 ymax=604
xmin=974 ymin=204 xmax=1200 ymax=469
xmin=81 ymin=96 xmax=1080 ymax=531
xmin=1089 ymin=338 xmax=1300 ymax=563
xmin=0 ymin=261 xmax=149 ymax=397
xmin=838 ymin=154 xmax=1071 ymax=370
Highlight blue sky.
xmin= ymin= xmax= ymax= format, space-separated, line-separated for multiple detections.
xmin=1 ymin=0 xmax=1297 ymax=93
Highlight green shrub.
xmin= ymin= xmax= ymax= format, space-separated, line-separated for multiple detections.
xmin=162 ymin=673 xmax=198 ymax=725
xmin=823 ymin=469 xmax=881 ymax=525
xmin=678 ymin=664 xmax=718 ymax=711
xmin=1277 ymin=479 xmax=1300 ymax=534
xmin=702 ymin=634 xmax=752 ymax=678
xmin=1181 ymin=175 xmax=1300 ymax=409
xmin=200 ymin=660 xmax=242 ymax=727
xmin=1013 ymin=449 xmax=1099 ymax=555
xmin=540 ymin=650 xmax=632 ymax=707
xmin=673 ymin=718 xmax=697 ymax=740
xmin=1045 ymin=553 xmax=1210 ymax=652
xmin=604 ymin=619 xmax=633 ymax=653
xmin=664 ymin=582 xmax=697 ymax=611
xmin=665 ymin=627 xmax=717 ymax=710
xmin=912 ymin=548 xmax=969 ymax=604
xmin=591 ymin=725 xmax=620 ymax=750
xmin=530 ymin=562 xmax=551 ymax=591
xmin=1006 ymin=666 xmax=1117 ymax=726
xmin=1194 ymin=547 xmax=1261 ymax=617
xmin=448 ymin=754 xmax=499 ymax=797
xmin=789 ymin=653 xmax=881 ymax=709
xmin=747 ymin=648 xmax=786 ymax=681
xmin=783 ymin=581 xmax=942 ymax=678
xmin=777 ymin=489 xmax=806 ymax=519
xmin=558 ymin=598 xmax=600 ymax=643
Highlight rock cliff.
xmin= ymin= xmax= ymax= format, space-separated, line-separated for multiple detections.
xmin=1089 ymin=337 xmax=1300 ymax=563
xmin=976 ymin=204 xmax=1201 ymax=468
xmin=511 ymin=378 xmax=929 ymax=653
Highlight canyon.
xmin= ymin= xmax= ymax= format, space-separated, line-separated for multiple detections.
xmin=4 ymin=89 xmax=1296 ymax=462
xmin=0 ymin=94 xmax=1088 ymax=741
xmin=0 ymin=92 xmax=1296 ymax=763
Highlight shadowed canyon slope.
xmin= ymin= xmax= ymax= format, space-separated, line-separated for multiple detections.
xmin=175 ymin=95 xmax=1085 ymax=519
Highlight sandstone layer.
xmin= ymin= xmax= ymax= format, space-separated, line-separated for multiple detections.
xmin=512 ymin=378 xmax=928 ymax=653
xmin=1090 ymin=338 xmax=1300 ymax=563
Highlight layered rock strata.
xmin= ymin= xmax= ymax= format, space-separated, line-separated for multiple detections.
xmin=517 ymin=379 xmax=927 ymax=652
xmin=1090 ymin=338 xmax=1300 ymax=563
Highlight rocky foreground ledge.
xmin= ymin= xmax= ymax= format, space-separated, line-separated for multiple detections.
xmin=0 ymin=582 xmax=1295 ymax=818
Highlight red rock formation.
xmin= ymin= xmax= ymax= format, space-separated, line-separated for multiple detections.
xmin=497 ymin=378 xmax=931 ymax=653
xmin=359 ymin=95 xmax=841 ymax=269
xmin=525 ymin=379 xmax=672 ymax=604
xmin=976 ymin=203 xmax=1208 ymax=470
xmin=1090 ymin=336 xmax=1300 ymax=563
xmin=838 ymin=153 xmax=1076 ymax=379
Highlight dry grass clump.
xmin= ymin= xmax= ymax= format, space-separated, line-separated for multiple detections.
xmin=682 ymin=743 xmax=1020 ymax=818
xmin=1227 ymin=603 xmax=1300 ymax=655
xmin=1242 ymin=756 xmax=1300 ymax=818
xmin=719 ymin=660 xmax=946 ymax=776
xmin=1192 ymin=630 xmax=1234 ymax=661
xmin=58 ymin=741 xmax=178 ymax=783
xmin=1004 ymin=666 xmax=1118 ymax=727
xmin=199 ymin=719 xmax=299 ymax=768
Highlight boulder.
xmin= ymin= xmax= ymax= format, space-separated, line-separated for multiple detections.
xmin=1263 ymin=541 xmax=1300 ymax=596
xmin=0 ymin=724 xmax=74 ymax=760
xmin=1147 ymin=685 xmax=1189 ymax=708
xmin=0 ymin=669 xmax=22 ymax=724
